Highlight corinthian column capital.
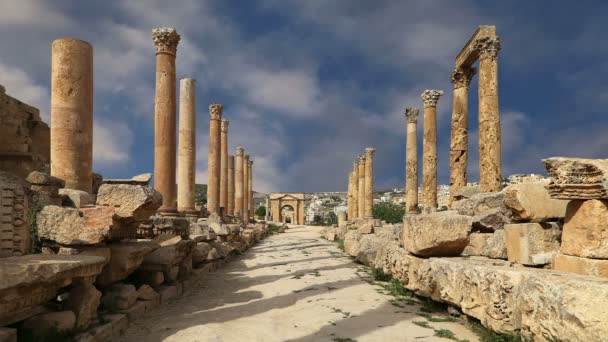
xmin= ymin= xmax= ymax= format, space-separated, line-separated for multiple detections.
xmin=405 ymin=107 xmax=419 ymax=123
xmin=236 ymin=146 xmax=244 ymax=156
xmin=152 ymin=27 xmax=180 ymax=55
xmin=221 ymin=119 xmax=229 ymax=132
xmin=365 ymin=147 xmax=376 ymax=157
xmin=472 ymin=36 xmax=501 ymax=59
xmin=450 ymin=67 xmax=476 ymax=89
xmin=209 ymin=103 xmax=223 ymax=120
xmin=358 ymin=155 xmax=366 ymax=164
xmin=421 ymin=90 xmax=444 ymax=107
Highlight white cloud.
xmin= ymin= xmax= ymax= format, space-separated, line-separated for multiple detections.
xmin=93 ymin=119 xmax=133 ymax=165
xmin=0 ymin=61 xmax=50 ymax=121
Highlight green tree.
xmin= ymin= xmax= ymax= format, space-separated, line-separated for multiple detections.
xmin=255 ymin=205 xmax=266 ymax=217
xmin=312 ymin=214 xmax=324 ymax=225
xmin=373 ymin=202 xmax=404 ymax=224
xmin=325 ymin=211 xmax=338 ymax=226
xmin=194 ymin=184 xmax=207 ymax=207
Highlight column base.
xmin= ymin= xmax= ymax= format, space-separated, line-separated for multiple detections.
xmin=179 ymin=209 xmax=199 ymax=218
xmin=157 ymin=207 xmax=178 ymax=216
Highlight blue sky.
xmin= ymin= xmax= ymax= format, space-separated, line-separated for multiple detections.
xmin=1 ymin=1 xmax=607 ymax=193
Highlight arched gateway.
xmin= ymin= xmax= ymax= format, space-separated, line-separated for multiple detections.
xmin=269 ymin=193 xmax=305 ymax=225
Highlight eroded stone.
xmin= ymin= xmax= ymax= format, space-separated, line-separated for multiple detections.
xmin=503 ymin=182 xmax=568 ymax=221
xmin=402 ymin=211 xmax=472 ymax=257
xmin=504 ymin=222 xmax=561 ymax=265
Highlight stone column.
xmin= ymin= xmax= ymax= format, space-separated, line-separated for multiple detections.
xmin=405 ymin=107 xmax=419 ymax=215
xmin=421 ymin=90 xmax=443 ymax=210
xmin=206 ymin=103 xmax=223 ymax=214
xmin=351 ymin=160 xmax=359 ymax=219
xmin=265 ymin=196 xmax=270 ymax=221
xmin=249 ymin=159 xmax=254 ymax=219
xmin=346 ymin=171 xmax=353 ymax=221
xmin=177 ymin=78 xmax=196 ymax=213
xmin=449 ymin=67 xmax=475 ymax=205
xmin=152 ymin=28 xmax=180 ymax=214
xmin=364 ymin=147 xmax=375 ymax=218
xmin=242 ymin=154 xmax=250 ymax=222
xmin=219 ymin=119 xmax=229 ymax=215
xmin=235 ymin=147 xmax=244 ymax=219
xmin=338 ymin=211 xmax=347 ymax=227
xmin=227 ymin=155 xmax=235 ymax=216
xmin=357 ymin=155 xmax=366 ymax=219
xmin=51 ymin=38 xmax=93 ymax=193
xmin=474 ymin=37 xmax=502 ymax=192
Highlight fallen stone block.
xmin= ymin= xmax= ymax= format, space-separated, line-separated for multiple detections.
xmin=21 ymin=311 xmax=76 ymax=337
xmin=58 ymin=246 xmax=111 ymax=267
xmin=96 ymin=241 xmax=159 ymax=287
xmin=504 ymin=222 xmax=561 ymax=265
xmin=453 ymin=184 xmax=480 ymax=201
xmin=192 ymin=242 xmax=212 ymax=265
xmin=402 ymin=211 xmax=472 ymax=257
xmin=96 ymin=183 xmax=161 ymax=221
xmin=454 ymin=191 xmax=512 ymax=231
xmin=553 ymin=253 xmax=608 ymax=278
xmin=59 ymin=188 xmax=96 ymax=208
xmin=343 ymin=230 xmax=362 ymax=257
xmin=26 ymin=171 xmax=64 ymax=188
xmin=543 ymin=157 xmax=608 ymax=199
xmin=37 ymin=205 xmax=117 ymax=245
xmin=102 ymin=173 xmax=152 ymax=186
xmin=189 ymin=222 xmax=216 ymax=241
xmin=151 ymin=215 xmax=190 ymax=238
xmin=101 ymin=283 xmax=138 ymax=311
xmin=140 ymin=235 xmax=195 ymax=274
xmin=503 ymin=182 xmax=568 ymax=221
xmin=137 ymin=284 xmax=158 ymax=301
xmin=462 ymin=231 xmax=507 ymax=259
xmin=357 ymin=222 xmax=374 ymax=234
xmin=561 ymin=199 xmax=608 ymax=258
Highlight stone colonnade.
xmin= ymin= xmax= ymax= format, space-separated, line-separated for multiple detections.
xmin=50 ymin=38 xmax=94 ymax=193
xmin=345 ymin=149 xmax=375 ymax=221
xmin=243 ymin=154 xmax=250 ymax=222
xmin=405 ymin=108 xmax=419 ymax=214
xmin=421 ymin=90 xmax=443 ymax=210
xmin=152 ymin=28 xmax=180 ymax=214
xmin=177 ymin=78 xmax=196 ymax=213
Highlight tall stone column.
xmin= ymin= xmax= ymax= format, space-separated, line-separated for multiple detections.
xmin=357 ymin=155 xmax=366 ymax=219
xmin=235 ymin=147 xmax=244 ymax=219
xmin=177 ymin=78 xmax=196 ymax=213
xmin=249 ymin=159 xmax=254 ymax=219
xmin=474 ymin=37 xmax=502 ymax=192
xmin=351 ymin=160 xmax=359 ymax=219
xmin=242 ymin=154 xmax=250 ymax=222
xmin=227 ymin=155 xmax=235 ymax=216
xmin=265 ymin=196 xmax=270 ymax=221
xmin=449 ymin=67 xmax=475 ymax=205
xmin=50 ymin=38 xmax=93 ymax=193
xmin=346 ymin=171 xmax=353 ymax=221
xmin=206 ymin=103 xmax=223 ymax=214
xmin=421 ymin=90 xmax=443 ymax=210
xmin=219 ymin=119 xmax=229 ymax=215
xmin=405 ymin=107 xmax=419 ymax=215
xmin=152 ymin=28 xmax=180 ymax=214
xmin=364 ymin=148 xmax=375 ymax=218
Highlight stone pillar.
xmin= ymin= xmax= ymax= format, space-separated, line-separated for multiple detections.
xmin=364 ymin=147 xmax=375 ymax=218
xmin=265 ymin=196 xmax=270 ymax=221
xmin=152 ymin=28 xmax=180 ymax=213
xmin=50 ymin=38 xmax=93 ymax=193
xmin=474 ymin=37 xmax=502 ymax=192
xmin=421 ymin=90 xmax=443 ymax=210
xmin=177 ymin=78 xmax=196 ymax=213
xmin=449 ymin=67 xmax=475 ymax=205
xmin=249 ymin=159 xmax=254 ymax=219
xmin=206 ymin=103 xmax=223 ymax=214
xmin=219 ymin=119 xmax=229 ymax=215
xmin=405 ymin=107 xmax=419 ymax=215
xmin=227 ymin=155 xmax=235 ymax=216
xmin=242 ymin=154 xmax=250 ymax=222
xmin=357 ymin=155 xmax=366 ymax=219
xmin=351 ymin=160 xmax=359 ymax=219
xmin=235 ymin=147 xmax=244 ymax=219
xmin=338 ymin=211 xmax=347 ymax=227
xmin=346 ymin=171 xmax=353 ymax=221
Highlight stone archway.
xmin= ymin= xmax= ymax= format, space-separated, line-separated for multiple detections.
xmin=269 ymin=193 xmax=305 ymax=225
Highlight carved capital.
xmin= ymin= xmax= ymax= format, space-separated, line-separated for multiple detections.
xmin=244 ymin=154 xmax=250 ymax=161
xmin=450 ymin=67 xmax=476 ymax=89
xmin=221 ymin=119 xmax=229 ymax=132
xmin=249 ymin=159 xmax=254 ymax=166
xmin=353 ymin=159 xmax=359 ymax=168
xmin=365 ymin=147 xmax=376 ymax=157
xmin=209 ymin=103 xmax=223 ymax=120
xmin=405 ymin=107 xmax=419 ymax=124
xmin=472 ymin=36 xmax=501 ymax=59
xmin=152 ymin=27 xmax=180 ymax=55
xmin=236 ymin=146 xmax=244 ymax=156
xmin=421 ymin=90 xmax=444 ymax=107
xmin=358 ymin=155 xmax=366 ymax=164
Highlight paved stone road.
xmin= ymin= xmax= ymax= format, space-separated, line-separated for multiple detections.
xmin=121 ymin=225 xmax=479 ymax=342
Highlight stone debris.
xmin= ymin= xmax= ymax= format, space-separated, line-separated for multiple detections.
xmin=96 ymin=183 xmax=162 ymax=221
xmin=462 ymin=230 xmax=507 ymax=259
xmin=102 ymin=173 xmax=152 ymax=186
xmin=543 ymin=157 xmax=608 ymax=199
xmin=402 ymin=211 xmax=473 ymax=257
xmin=59 ymin=188 xmax=96 ymax=208
xmin=26 ymin=171 xmax=64 ymax=188
xmin=101 ymin=283 xmax=138 ymax=311
xmin=504 ymin=222 xmax=561 ymax=265
xmin=96 ymin=241 xmax=159 ymax=287
xmin=561 ymin=199 xmax=608 ymax=259
xmin=37 ymin=205 xmax=116 ymax=245
xmin=553 ymin=253 xmax=608 ymax=278
xmin=503 ymin=182 xmax=568 ymax=221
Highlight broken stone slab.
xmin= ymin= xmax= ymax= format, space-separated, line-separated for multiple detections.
xmin=209 ymin=221 xmax=229 ymax=236
xmin=207 ymin=241 xmax=233 ymax=259
xmin=0 ymin=254 xmax=105 ymax=326
xmin=26 ymin=171 xmax=65 ymax=188
xmin=0 ymin=171 xmax=30 ymax=257
xmin=504 ymin=222 xmax=562 ymax=265
xmin=96 ymin=241 xmax=159 ymax=287
xmin=452 ymin=184 xmax=480 ymax=202
xmin=151 ymin=215 xmax=190 ymax=238
xmin=136 ymin=284 xmax=158 ymax=301
xmin=58 ymin=246 xmax=111 ymax=267
xmin=189 ymin=222 xmax=216 ymax=241
xmin=543 ymin=157 xmax=608 ymax=199
xmin=471 ymin=207 xmax=511 ymax=231
xmin=462 ymin=231 xmax=507 ymax=259
xmin=102 ymin=173 xmax=152 ymax=186
xmin=561 ymin=199 xmax=608 ymax=259
xmin=357 ymin=222 xmax=374 ymax=234
xmin=503 ymin=182 xmax=568 ymax=221
xmin=454 ymin=191 xmax=512 ymax=231
xmin=402 ymin=211 xmax=473 ymax=257
xmin=21 ymin=311 xmax=76 ymax=337
xmin=139 ymin=235 xmax=195 ymax=272
xmin=101 ymin=283 xmax=138 ymax=311
xmin=343 ymin=230 xmax=363 ymax=257
xmin=59 ymin=188 xmax=96 ymax=208
xmin=553 ymin=253 xmax=608 ymax=278
xmin=96 ymin=183 xmax=162 ymax=221
xmin=37 ymin=205 xmax=120 ymax=245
